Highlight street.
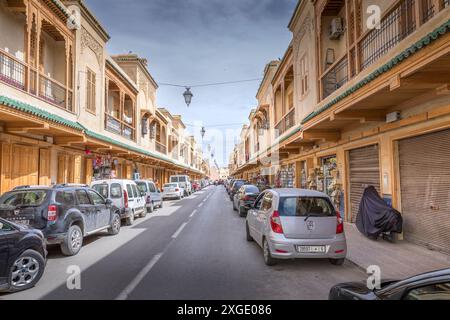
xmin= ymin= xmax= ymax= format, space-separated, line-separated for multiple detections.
xmin=1 ymin=186 xmax=366 ymax=300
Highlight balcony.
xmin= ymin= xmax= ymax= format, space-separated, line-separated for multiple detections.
xmin=319 ymin=0 xmax=449 ymax=99
xmin=156 ymin=141 xmax=167 ymax=154
xmin=275 ymin=108 xmax=296 ymax=138
xmin=0 ymin=49 xmax=73 ymax=111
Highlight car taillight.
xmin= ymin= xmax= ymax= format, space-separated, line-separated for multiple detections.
xmin=270 ymin=210 xmax=284 ymax=234
xmin=47 ymin=205 xmax=57 ymax=222
xmin=336 ymin=211 xmax=344 ymax=234
xmin=175 ymin=188 xmax=180 ymax=192
xmin=124 ymin=190 xmax=129 ymax=208
xmin=146 ymin=195 xmax=151 ymax=204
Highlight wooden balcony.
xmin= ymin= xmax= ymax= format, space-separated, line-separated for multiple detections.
xmin=156 ymin=141 xmax=167 ymax=154
xmin=275 ymin=108 xmax=296 ymax=138
xmin=0 ymin=49 xmax=73 ymax=111
xmin=319 ymin=0 xmax=450 ymax=100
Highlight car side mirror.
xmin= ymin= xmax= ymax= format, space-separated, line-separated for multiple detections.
xmin=105 ymin=199 xmax=113 ymax=206
xmin=141 ymin=191 xmax=146 ymax=197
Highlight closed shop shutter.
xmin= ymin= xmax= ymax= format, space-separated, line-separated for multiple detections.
xmin=1 ymin=143 xmax=12 ymax=194
xmin=348 ymin=144 xmax=381 ymax=223
xmin=39 ymin=149 xmax=51 ymax=186
xmin=73 ymin=155 xmax=82 ymax=184
xmin=399 ymin=129 xmax=450 ymax=253
xmin=85 ymin=158 xmax=93 ymax=185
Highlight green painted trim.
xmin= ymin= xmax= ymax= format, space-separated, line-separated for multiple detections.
xmin=302 ymin=19 xmax=450 ymax=125
xmin=0 ymin=96 xmax=84 ymax=131
xmin=51 ymin=0 xmax=71 ymax=18
xmin=0 ymin=95 xmax=202 ymax=174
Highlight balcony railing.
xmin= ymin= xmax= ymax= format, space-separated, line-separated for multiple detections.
xmin=156 ymin=141 xmax=167 ymax=154
xmin=275 ymin=108 xmax=296 ymax=138
xmin=105 ymin=115 xmax=122 ymax=134
xmin=322 ymin=55 xmax=349 ymax=99
xmin=359 ymin=0 xmax=416 ymax=71
xmin=0 ymin=49 xmax=73 ymax=111
xmin=0 ymin=50 xmax=25 ymax=90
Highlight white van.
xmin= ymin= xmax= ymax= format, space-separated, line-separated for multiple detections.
xmin=91 ymin=179 xmax=146 ymax=226
xmin=169 ymin=175 xmax=192 ymax=196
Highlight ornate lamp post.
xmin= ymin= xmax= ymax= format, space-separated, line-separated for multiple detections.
xmin=183 ymin=87 xmax=193 ymax=107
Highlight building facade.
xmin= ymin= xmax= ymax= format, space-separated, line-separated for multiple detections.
xmin=0 ymin=0 xmax=204 ymax=195
xmin=230 ymin=0 xmax=450 ymax=253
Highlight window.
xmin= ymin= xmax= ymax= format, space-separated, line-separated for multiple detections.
xmin=0 ymin=220 xmax=14 ymax=232
xmin=245 ymin=186 xmax=260 ymax=194
xmin=76 ymin=190 xmax=91 ymax=205
xmin=170 ymin=177 xmax=179 ymax=182
xmin=55 ymin=191 xmax=75 ymax=206
xmin=404 ymin=283 xmax=450 ymax=300
xmin=261 ymin=193 xmax=273 ymax=211
xmin=254 ymin=193 xmax=265 ymax=210
xmin=300 ymin=54 xmax=309 ymax=97
xmin=92 ymin=184 xmax=109 ymax=198
xmin=137 ymin=182 xmax=148 ymax=193
xmin=86 ymin=68 xmax=96 ymax=113
xmin=88 ymin=190 xmax=105 ymax=205
xmin=131 ymin=184 xmax=139 ymax=198
xmin=0 ymin=191 xmax=48 ymax=207
xmin=148 ymin=183 xmax=157 ymax=193
xmin=110 ymin=184 xmax=122 ymax=199
xmin=126 ymin=184 xmax=134 ymax=199
xmin=278 ymin=197 xmax=334 ymax=217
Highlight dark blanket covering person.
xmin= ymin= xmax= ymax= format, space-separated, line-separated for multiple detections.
xmin=356 ymin=186 xmax=403 ymax=239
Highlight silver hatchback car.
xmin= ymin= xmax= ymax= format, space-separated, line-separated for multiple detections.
xmin=245 ymin=189 xmax=346 ymax=266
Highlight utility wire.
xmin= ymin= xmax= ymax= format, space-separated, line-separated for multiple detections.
xmin=158 ymin=78 xmax=262 ymax=88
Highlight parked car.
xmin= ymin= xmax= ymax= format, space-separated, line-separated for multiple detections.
xmin=245 ymin=188 xmax=346 ymax=266
xmin=135 ymin=180 xmax=163 ymax=213
xmin=162 ymin=183 xmax=184 ymax=200
xmin=0 ymin=218 xmax=47 ymax=293
xmin=233 ymin=184 xmax=260 ymax=217
xmin=91 ymin=179 xmax=146 ymax=226
xmin=169 ymin=175 xmax=192 ymax=196
xmin=229 ymin=180 xmax=247 ymax=201
xmin=329 ymin=268 xmax=450 ymax=300
xmin=0 ymin=185 xmax=121 ymax=256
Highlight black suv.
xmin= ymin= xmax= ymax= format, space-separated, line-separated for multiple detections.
xmin=0 ymin=185 xmax=121 ymax=256
xmin=0 ymin=218 xmax=47 ymax=293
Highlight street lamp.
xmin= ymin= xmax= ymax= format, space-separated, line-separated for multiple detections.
xmin=201 ymin=126 xmax=206 ymax=139
xmin=183 ymin=87 xmax=193 ymax=107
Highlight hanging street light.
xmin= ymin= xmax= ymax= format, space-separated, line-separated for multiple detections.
xmin=200 ymin=126 xmax=206 ymax=139
xmin=183 ymin=87 xmax=193 ymax=107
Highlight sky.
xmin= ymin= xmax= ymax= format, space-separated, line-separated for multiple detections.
xmin=84 ymin=0 xmax=297 ymax=167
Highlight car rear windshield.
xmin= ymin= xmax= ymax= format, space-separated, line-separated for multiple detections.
xmin=234 ymin=181 xmax=245 ymax=188
xmin=178 ymin=177 xmax=187 ymax=182
xmin=164 ymin=184 xmax=177 ymax=188
xmin=136 ymin=182 xmax=148 ymax=193
xmin=278 ymin=197 xmax=335 ymax=217
xmin=245 ymin=186 xmax=259 ymax=194
xmin=170 ymin=177 xmax=179 ymax=182
xmin=92 ymin=184 xmax=109 ymax=198
xmin=0 ymin=190 xmax=48 ymax=207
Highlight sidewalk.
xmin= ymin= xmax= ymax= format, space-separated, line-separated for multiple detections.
xmin=345 ymin=223 xmax=450 ymax=279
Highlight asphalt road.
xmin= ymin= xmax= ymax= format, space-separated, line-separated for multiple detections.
xmin=0 ymin=186 xmax=366 ymax=300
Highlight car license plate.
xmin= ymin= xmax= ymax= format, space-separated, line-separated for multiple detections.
xmin=7 ymin=218 xmax=30 ymax=226
xmin=296 ymin=245 xmax=326 ymax=253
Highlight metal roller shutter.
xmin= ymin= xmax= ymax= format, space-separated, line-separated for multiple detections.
xmin=399 ymin=129 xmax=450 ymax=253
xmin=348 ymin=144 xmax=381 ymax=222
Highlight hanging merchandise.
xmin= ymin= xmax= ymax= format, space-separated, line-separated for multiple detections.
xmin=93 ymin=154 xmax=114 ymax=180
xmin=278 ymin=164 xmax=295 ymax=188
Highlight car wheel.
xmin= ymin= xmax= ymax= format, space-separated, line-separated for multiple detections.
xmin=61 ymin=225 xmax=83 ymax=256
xmin=329 ymin=258 xmax=345 ymax=266
xmin=8 ymin=249 xmax=45 ymax=293
xmin=125 ymin=211 xmax=135 ymax=226
xmin=159 ymin=200 xmax=164 ymax=208
xmin=263 ymin=238 xmax=276 ymax=266
xmin=245 ymin=222 xmax=253 ymax=242
xmin=147 ymin=202 xmax=154 ymax=214
xmin=239 ymin=206 xmax=246 ymax=217
xmin=108 ymin=213 xmax=121 ymax=235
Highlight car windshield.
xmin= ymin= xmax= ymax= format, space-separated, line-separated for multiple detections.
xmin=92 ymin=184 xmax=109 ymax=198
xmin=245 ymin=186 xmax=259 ymax=194
xmin=0 ymin=190 xmax=48 ymax=207
xmin=164 ymin=184 xmax=178 ymax=188
xmin=136 ymin=182 xmax=148 ymax=193
xmin=278 ymin=197 xmax=335 ymax=217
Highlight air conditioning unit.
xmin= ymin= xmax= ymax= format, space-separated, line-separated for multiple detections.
xmin=329 ymin=17 xmax=344 ymax=40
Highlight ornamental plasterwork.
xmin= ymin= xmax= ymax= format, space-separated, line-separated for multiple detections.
xmin=293 ymin=13 xmax=314 ymax=48
xmin=81 ymin=27 xmax=103 ymax=65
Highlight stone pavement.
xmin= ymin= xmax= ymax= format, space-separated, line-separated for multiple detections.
xmin=345 ymin=222 xmax=450 ymax=279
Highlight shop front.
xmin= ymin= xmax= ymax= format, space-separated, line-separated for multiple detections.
xmin=276 ymin=163 xmax=295 ymax=188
